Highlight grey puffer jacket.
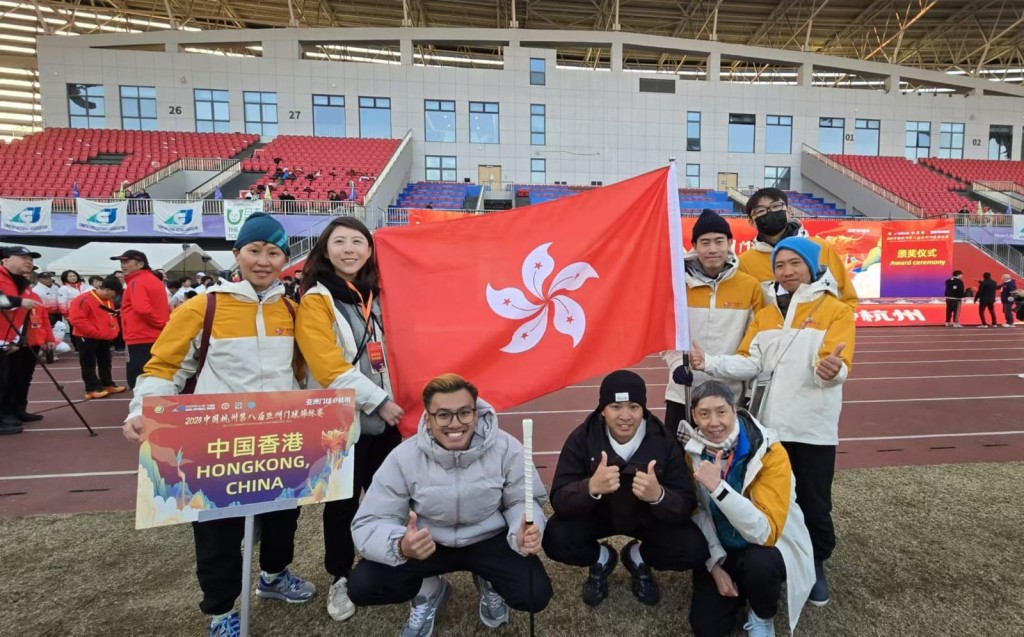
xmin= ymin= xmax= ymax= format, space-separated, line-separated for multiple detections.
xmin=351 ymin=398 xmax=547 ymax=566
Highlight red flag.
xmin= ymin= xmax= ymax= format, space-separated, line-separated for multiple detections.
xmin=376 ymin=166 xmax=688 ymax=434
xmin=408 ymin=209 xmax=473 ymax=224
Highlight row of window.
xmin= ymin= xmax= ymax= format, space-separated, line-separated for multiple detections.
xmin=425 ymin=156 xmax=547 ymax=184
xmin=681 ymin=164 xmax=789 ymax=189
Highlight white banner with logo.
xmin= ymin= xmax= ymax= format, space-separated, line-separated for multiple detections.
xmin=1013 ymin=214 xmax=1024 ymax=241
xmin=153 ymin=200 xmax=203 ymax=235
xmin=76 ymin=198 xmax=129 ymax=233
xmin=0 ymin=198 xmax=53 ymax=233
xmin=223 ymin=199 xmax=263 ymax=241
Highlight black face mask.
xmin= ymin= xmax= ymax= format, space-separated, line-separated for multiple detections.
xmin=754 ymin=210 xmax=788 ymax=236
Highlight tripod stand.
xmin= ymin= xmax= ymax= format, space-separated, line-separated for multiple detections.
xmin=0 ymin=293 xmax=96 ymax=436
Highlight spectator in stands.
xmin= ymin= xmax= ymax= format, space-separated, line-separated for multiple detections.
xmin=110 ymin=250 xmax=170 ymax=390
xmin=662 ymin=210 xmax=763 ymax=432
xmin=346 ymin=373 xmax=551 ymax=634
xmin=245 ymin=187 xmax=259 ymax=201
xmin=122 ymin=213 xmax=314 ymax=637
xmin=684 ymin=380 xmax=815 ymax=637
xmin=32 ymin=271 xmax=61 ymax=327
xmin=690 ymin=236 xmax=855 ymax=608
xmin=1 ymin=246 xmax=52 ymax=433
xmin=327 ymin=190 xmax=341 ymax=202
xmin=739 ymin=188 xmax=858 ymax=311
xmin=944 ymin=270 xmax=967 ymax=327
xmin=279 ymin=189 xmax=296 ymax=202
xmin=975 ymin=272 xmax=998 ymax=328
xmin=69 ymin=275 xmax=125 ymax=400
xmin=999 ymin=275 xmax=1019 ymax=327
xmin=295 ymin=216 xmax=405 ymax=622
xmin=543 ymin=370 xmax=707 ymax=609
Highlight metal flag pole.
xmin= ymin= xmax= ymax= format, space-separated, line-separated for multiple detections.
xmin=522 ymin=417 xmax=536 ymax=637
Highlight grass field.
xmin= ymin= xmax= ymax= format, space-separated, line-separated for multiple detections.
xmin=2 ymin=462 xmax=1023 ymax=637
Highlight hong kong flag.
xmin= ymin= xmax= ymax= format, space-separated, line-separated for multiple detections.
xmin=376 ymin=165 xmax=689 ymax=435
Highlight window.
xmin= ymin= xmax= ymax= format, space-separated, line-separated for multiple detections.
xmin=425 ymin=155 xmax=456 ymax=182
xmin=359 ymin=96 xmax=392 ymax=138
xmin=469 ymin=101 xmax=500 ymax=144
xmin=68 ymin=84 xmax=105 ymax=129
xmin=989 ymin=124 xmax=1013 ymax=161
xmin=728 ymin=113 xmax=755 ymax=153
xmin=530 ymin=104 xmax=546 ymax=146
xmin=639 ymin=78 xmax=675 ymax=94
xmin=530 ymin=58 xmax=546 ymax=86
xmin=685 ymin=163 xmax=700 ymax=189
xmin=194 ymin=89 xmax=230 ymax=133
xmin=938 ymin=122 xmax=964 ymax=159
xmin=243 ymin=91 xmax=278 ymax=137
xmin=765 ymin=115 xmax=793 ymax=154
xmin=531 ymin=158 xmax=546 ymax=184
xmin=818 ymin=117 xmax=845 ymax=154
xmin=854 ymin=118 xmax=880 ymax=156
xmin=312 ymin=94 xmax=345 ymax=137
xmin=686 ymin=112 xmax=701 ymax=152
xmin=764 ymin=166 xmax=791 ymax=190
xmin=120 ymin=86 xmax=157 ymax=131
xmin=905 ymin=121 xmax=931 ymax=160
xmin=424 ymin=100 xmax=455 ymax=143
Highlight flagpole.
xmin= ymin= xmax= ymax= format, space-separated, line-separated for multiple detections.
xmin=522 ymin=417 xmax=536 ymax=637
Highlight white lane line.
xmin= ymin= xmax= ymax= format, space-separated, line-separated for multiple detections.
xmin=856 ymin=347 xmax=1024 ymax=353
xmin=24 ymin=426 xmax=123 ymax=432
xmin=0 ymin=470 xmax=136 ymax=481
xmin=621 ymin=359 xmax=1024 ymax=369
xmin=564 ymin=373 xmax=1023 ymax=389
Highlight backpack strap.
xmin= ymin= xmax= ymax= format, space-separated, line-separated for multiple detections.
xmin=182 ymin=294 xmax=218 ymax=395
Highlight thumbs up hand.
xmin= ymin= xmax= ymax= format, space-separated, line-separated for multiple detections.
xmin=587 ymin=451 xmax=621 ymax=496
xmin=689 ymin=341 xmax=706 ymax=371
xmin=632 ymin=459 xmax=664 ymax=503
xmin=694 ymin=450 xmax=725 ymax=492
xmin=816 ymin=343 xmax=847 ymax=381
xmin=400 ymin=510 xmax=436 ymax=561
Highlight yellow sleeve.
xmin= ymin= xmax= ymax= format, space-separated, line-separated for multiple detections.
xmin=736 ymin=308 xmax=770 ymax=358
xmin=818 ymin=241 xmax=859 ymax=310
xmin=817 ymin=301 xmax=856 ymax=371
xmin=745 ymin=443 xmax=793 ymax=547
xmin=295 ymin=293 xmax=356 ymax=389
xmin=142 ymin=295 xmax=206 ymax=382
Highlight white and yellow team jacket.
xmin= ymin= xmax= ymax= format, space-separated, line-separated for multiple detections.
xmin=703 ymin=273 xmax=855 ymax=446
xmin=662 ymin=253 xmax=764 ymax=403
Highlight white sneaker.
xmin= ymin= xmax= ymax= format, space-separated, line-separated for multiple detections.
xmin=953 ymin=323 xmax=963 ymax=328
xmin=743 ymin=609 xmax=776 ymax=637
xmin=945 ymin=322 xmax=952 ymax=327
xmin=1018 ymin=374 xmax=1024 ymax=380
xmin=327 ymin=577 xmax=356 ymax=621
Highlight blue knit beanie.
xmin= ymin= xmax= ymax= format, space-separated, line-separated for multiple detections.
xmin=233 ymin=213 xmax=290 ymax=257
xmin=772 ymin=236 xmax=821 ymax=280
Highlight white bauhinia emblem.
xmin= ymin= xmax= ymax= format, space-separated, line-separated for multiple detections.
xmin=486 ymin=242 xmax=599 ymax=354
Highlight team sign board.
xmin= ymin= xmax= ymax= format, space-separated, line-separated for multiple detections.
xmin=136 ymin=388 xmax=356 ymax=529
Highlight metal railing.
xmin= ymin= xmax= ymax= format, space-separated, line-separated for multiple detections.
xmin=125 ymin=157 xmax=241 ymax=194
xmin=187 ymin=159 xmax=242 ymax=201
xmin=952 ymin=212 xmax=1016 ymax=229
xmin=963 ymin=223 xmax=1024 ymax=275
xmin=801 ymin=144 xmax=927 ymax=217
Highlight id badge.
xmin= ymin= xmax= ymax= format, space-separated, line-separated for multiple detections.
xmin=367 ymin=341 xmax=386 ymax=373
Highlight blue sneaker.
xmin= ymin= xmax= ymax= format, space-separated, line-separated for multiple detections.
xmin=209 ymin=612 xmax=240 ymax=637
xmin=256 ymin=569 xmax=316 ymax=603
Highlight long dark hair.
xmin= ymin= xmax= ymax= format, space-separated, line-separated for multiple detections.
xmin=300 ymin=216 xmax=379 ymax=294
xmin=60 ymin=269 xmax=80 ymax=285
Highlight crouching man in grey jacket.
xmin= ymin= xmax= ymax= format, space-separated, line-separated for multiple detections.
xmin=348 ymin=373 xmax=552 ymax=637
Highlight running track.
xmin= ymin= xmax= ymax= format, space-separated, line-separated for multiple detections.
xmin=1 ymin=326 xmax=1022 ymax=518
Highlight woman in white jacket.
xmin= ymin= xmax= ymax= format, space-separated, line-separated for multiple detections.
xmin=294 ymin=216 xmax=405 ymax=622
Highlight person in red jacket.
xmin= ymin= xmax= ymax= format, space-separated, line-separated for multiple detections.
xmin=69 ymin=275 xmax=126 ymax=400
xmin=0 ymin=246 xmax=44 ymax=434
xmin=110 ymin=250 xmax=170 ymax=389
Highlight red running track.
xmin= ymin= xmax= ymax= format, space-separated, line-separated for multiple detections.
xmin=1 ymin=326 xmax=1022 ymax=518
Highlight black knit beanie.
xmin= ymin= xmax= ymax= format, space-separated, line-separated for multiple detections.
xmin=691 ymin=208 xmax=732 ymax=244
xmin=598 ymin=370 xmax=647 ymax=410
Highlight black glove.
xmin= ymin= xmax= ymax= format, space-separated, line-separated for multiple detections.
xmin=672 ymin=365 xmax=694 ymax=387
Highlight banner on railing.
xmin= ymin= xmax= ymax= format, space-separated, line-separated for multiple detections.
xmin=0 ymin=197 xmax=52 ymax=233
xmin=153 ymin=200 xmax=203 ymax=235
xmin=1013 ymin=215 xmax=1024 ymax=240
xmin=76 ymin=198 xmax=128 ymax=233
xmin=223 ymin=199 xmax=264 ymax=241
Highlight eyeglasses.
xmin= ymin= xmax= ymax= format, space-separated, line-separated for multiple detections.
xmin=428 ymin=407 xmax=477 ymax=426
xmin=750 ymin=202 xmax=787 ymax=218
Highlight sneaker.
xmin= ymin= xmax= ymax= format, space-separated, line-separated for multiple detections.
xmin=953 ymin=323 xmax=963 ymax=328
xmin=327 ymin=577 xmax=356 ymax=621
xmin=84 ymin=390 xmax=109 ymax=400
xmin=1002 ymin=324 xmax=1014 ymax=328
xmin=473 ymin=574 xmax=509 ymax=629
xmin=808 ymin=560 xmax=830 ymax=607
xmin=582 ymin=542 xmax=618 ymax=607
xmin=743 ymin=609 xmax=776 ymax=637
xmin=0 ymin=416 xmax=23 ymax=436
xmin=209 ymin=612 xmax=240 ymax=637
xmin=256 ymin=569 xmax=316 ymax=603
xmin=401 ymin=576 xmax=452 ymax=637
xmin=620 ymin=540 xmax=660 ymax=605
xmin=15 ymin=412 xmax=43 ymax=422
xmin=102 ymin=385 xmax=127 ymax=394
xmin=945 ymin=322 xmax=952 ymax=327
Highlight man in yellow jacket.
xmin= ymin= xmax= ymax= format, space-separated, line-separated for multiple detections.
xmin=690 ymin=236 xmax=855 ymax=609
xmin=738 ymin=188 xmax=858 ymax=310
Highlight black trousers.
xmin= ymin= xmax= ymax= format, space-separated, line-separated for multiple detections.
xmin=781 ymin=442 xmax=836 ymax=562
xmin=347 ymin=532 xmax=553 ymax=613
xmin=78 ymin=338 xmax=113 ymax=392
xmin=0 ymin=346 xmax=38 ymax=415
xmin=689 ymin=545 xmax=787 ymax=637
xmin=542 ymin=512 xmax=708 ymax=572
xmin=0 ymin=350 xmax=10 ymax=417
xmin=945 ymin=299 xmax=961 ymax=323
xmin=978 ymin=301 xmax=997 ymax=326
xmin=125 ymin=342 xmax=154 ymax=390
xmin=1002 ymin=301 xmax=1015 ymax=325
xmin=192 ymin=507 xmax=301 ymax=616
xmin=323 ymin=425 xmax=401 ymax=580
